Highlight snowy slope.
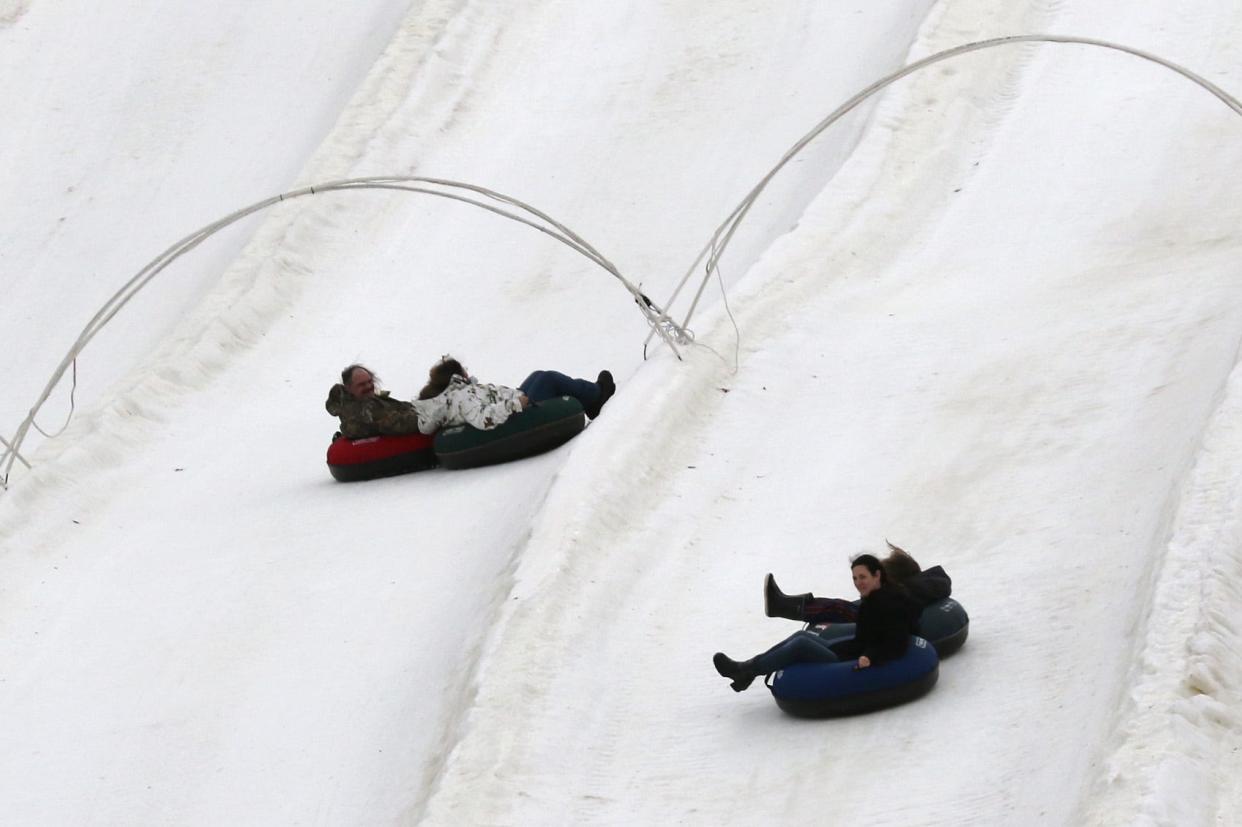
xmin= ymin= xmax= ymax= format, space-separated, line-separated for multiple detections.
xmin=4 ymin=0 xmax=1242 ymax=824
xmin=0 ymin=2 xmax=944 ymax=824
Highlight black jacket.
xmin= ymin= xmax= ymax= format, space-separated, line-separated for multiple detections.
xmin=902 ymin=565 xmax=952 ymax=608
xmin=833 ymin=585 xmax=920 ymax=665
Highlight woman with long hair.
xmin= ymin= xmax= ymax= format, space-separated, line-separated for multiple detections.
xmin=413 ymin=355 xmax=615 ymax=433
xmin=712 ymin=553 xmax=919 ymax=692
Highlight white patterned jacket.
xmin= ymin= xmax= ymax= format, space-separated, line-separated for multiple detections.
xmin=413 ymin=374 xmax=525 ymax=434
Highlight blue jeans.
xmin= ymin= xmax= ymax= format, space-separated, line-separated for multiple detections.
xmin=519 ymin=370 xmax=600 ymax=408
xmin=751 ymin=631 xmax=844 ymax=674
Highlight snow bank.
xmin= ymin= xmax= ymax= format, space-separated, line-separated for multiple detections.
xmin=1086 ymin=356 xmax=1242 ymax=825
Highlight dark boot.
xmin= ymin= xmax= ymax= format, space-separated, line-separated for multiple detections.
xmin=764 ymin=573 xmax=811 ymax=621
xmin=713 ymin=652 xmax=758 ymax=692
xmin=585 ymin=370 xmax=615 ymax=420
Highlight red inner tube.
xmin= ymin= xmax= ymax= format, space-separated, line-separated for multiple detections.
xmin=327 ymin=433 xmax=435 ymax=466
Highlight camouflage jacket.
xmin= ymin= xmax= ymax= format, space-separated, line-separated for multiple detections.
xmin=414 ymin=374 xmax=524 ymax=434
xmin=325 ymin=384 xmax=424 ymax=439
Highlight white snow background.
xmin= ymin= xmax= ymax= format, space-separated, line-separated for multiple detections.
xmin=3 ymin=0 xmax=1242 ymax=824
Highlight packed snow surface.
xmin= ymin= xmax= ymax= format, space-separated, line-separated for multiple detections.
xmin=3 ymin=1 xmax=1242 ymax=824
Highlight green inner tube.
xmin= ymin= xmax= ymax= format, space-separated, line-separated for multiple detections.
xmin=433 ymin=396 xmax=586 ymax=470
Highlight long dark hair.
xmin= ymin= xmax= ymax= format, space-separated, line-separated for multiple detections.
xmin=418 ymin=356 xmax=467 ymax=400
xmin=881 ymin=541 xmax=921 ymax=584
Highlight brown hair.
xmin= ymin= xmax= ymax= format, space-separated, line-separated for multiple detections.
xmin=881 ymin=540 xmax=922 ymax=584
xmin=418 ymin=356 xmax=467 ymax=400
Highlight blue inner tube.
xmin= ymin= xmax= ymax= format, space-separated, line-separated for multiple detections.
xmin=915 ymin=597 xmax=969 ymax=657
xmin=814 ymin=598 xmax=968 ymax=658
xmin=768 ymin=636 xmax=939 ymax=718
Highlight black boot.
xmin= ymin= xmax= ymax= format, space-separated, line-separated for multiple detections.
xmin=585 ymin=370 xmax=615 ymax=420
xmin=764 ymin=573 xmax=811 ymax=621
xmin=713 ymin=652 xmax=758 ymax=692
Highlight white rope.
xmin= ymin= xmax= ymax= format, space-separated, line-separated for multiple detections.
xmin=1 ymin=176 xmax=689 ymax=487
xmin=0 ymin=434 xmax=31 ymax=474
xmin=647 ymin=261 xmax=741 ymax=372
xmin=30 ymin=359 xmax=78 ymax=439
xmin=646 ymin=34 xmax=1242 ymax=357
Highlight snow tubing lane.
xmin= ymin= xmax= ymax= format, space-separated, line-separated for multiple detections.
xmin=326 ymin=432 xmax=438 ymax=482
xmin=433 ymin=396 xmax=585 ymax=470
xmin=768 ymin=636 xmax=939 ymax=718
xmin=814 ymin=598 xmax=969 ymax=658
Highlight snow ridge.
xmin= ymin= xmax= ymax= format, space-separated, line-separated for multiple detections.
xmin=720 ymin=0 xmax=1072 ymax=329
xmin=419 ymin=349 xmax=739 ymax=823
xmin=1084 ymin=340 xmax=1242 ymax=825
xmin=301 ymin=0 xmax=495 ymax=179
